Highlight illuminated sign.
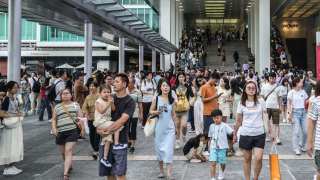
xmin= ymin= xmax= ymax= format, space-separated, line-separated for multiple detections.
xmin=282 ymin=22 xmax=299 ymax=32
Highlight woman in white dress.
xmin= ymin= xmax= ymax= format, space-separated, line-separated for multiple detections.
xmin=0 ymin=81 xmax=24 ymax=176
xmin=217 ymin=77 xmax=232 ymax=122
xmin=193 ymin=77 xmax=206 ymax=135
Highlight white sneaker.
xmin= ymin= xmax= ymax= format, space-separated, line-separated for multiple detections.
xmin=266 ymin=136 xmax=271 ymax=142
xmin=202 ymin=151 xmax=209 ymax=156
xmin=235 ymin=150 xmax=243 ymax=157
xmin=211 ymin=178 xmax=216 ymax=180
xmin=314 ymin=174 xmax=318 ymax=180
xmin=301 ymin=147 xmax=307 ymax=152
xmin=218 ymin=172 xmax=224 ymax=180
xmin=295 ymin=149 xmax=301 ymax=155
xmin=3 ymin=166 xmax=22 ymax=176
xmin=175 ymin=140 xmax=180 ymax=149
xmin=276 ymin=138 xmax=282 ymax=145
xmin=190 ymin=159 xmax=201 ymax=163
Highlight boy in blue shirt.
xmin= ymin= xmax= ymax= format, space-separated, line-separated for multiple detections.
xmin=208 ymin=109 xmax=233 ymax=180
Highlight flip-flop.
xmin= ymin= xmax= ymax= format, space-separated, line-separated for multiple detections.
xmin=63 ymin=174 xmax=70 ymax=180
xmin=157 ymin=173 xmax=165 ymax=178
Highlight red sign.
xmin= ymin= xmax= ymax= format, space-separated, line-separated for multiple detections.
xmin=317 ymin=46 xmax=320 ymax=80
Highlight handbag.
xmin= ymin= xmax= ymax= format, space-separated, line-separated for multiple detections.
xmin=175 ymin=88 xmax=190 ymax=112
xmin=269 ymin=143 xmax=281 ymax=180
xmin=144 ymin=96 xmax=159 ymax=137
xmin=2 ymin=116 xmax=23 ymax=129
xmin=144 ymin=115 xmax=157 ymax=137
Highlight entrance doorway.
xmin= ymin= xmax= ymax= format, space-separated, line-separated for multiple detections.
xmin=286 ymin=38 xmax=307 ymax=69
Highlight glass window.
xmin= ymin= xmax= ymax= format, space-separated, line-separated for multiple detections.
xmin=0 ymin=13 xmax=7 ymax=40
xmin=138 ymin=8 xmax=144 ymax=21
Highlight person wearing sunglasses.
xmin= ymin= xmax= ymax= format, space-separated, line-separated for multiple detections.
xmin=233 ymin=81 xmax=266 ymax=180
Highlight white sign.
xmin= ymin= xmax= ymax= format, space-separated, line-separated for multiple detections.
xmin=97 ymin=60 xmax=110 ymax=71
xmin=317 ymin=32 xmax=320 ymax=46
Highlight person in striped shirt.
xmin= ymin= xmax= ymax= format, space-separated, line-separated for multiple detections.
xmin=307 ymin=80 xmax=320 ymax=180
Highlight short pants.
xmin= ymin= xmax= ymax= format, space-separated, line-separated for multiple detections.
xmin=55 ymin=129 xmax=79 ymax=145
xmin=99 ymin=144 xmax=128 ymax=177
xmin=209 ymin=148 xmax=227 ymax=164
xmin=267 ymin=108 xmax=280 ymax=125
xmin=239 ymin=133 xmax=266 ymax=150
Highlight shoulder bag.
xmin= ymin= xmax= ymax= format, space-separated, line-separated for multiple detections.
xmin=144 ymin=96 xmax=158 ymax=137
xmin=2 ymin=116 xmax=23 ymax=129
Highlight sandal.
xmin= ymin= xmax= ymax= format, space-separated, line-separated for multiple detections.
xmin=67 ymin=167 xmax=73 ymax=174
xmin=63 ymin=174 xmax=70 ymax=180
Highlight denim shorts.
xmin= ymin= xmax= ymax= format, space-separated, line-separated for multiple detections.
xmin=99 ymin=144 xmax=128 ymax=177
xmin=203 ymin=115 xmax=213 ymax=135
xmin=209 ymin=148 xmax=227 ymax=164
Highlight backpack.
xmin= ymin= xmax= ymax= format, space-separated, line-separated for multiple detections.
xmin=48 ymin=80 xmax=62 ymax=102
xmin=32 ymin=78 xmax=41 ymax=93
xmin=175 ymin=88 xmax=190 ymax=113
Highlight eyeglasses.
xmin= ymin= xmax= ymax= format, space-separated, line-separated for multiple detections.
xmin=246 ymin=86 xmax=256 ymax=91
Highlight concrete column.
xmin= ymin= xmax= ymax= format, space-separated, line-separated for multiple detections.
xmin=138 ymin=45 xmax=144 ymax=72
xmin=258 ymin=0 xmax=270 ymax=74
xmin=254 ymin=1 xmax=260 ymax=70
xmin=248 ymin=9 xmax=251 ymax=49
xmin=152 ymin=49 xmax=157 ymax=72
xmin=84 ymin=21 xmax=93 ymax=83
xmin=250 ymin=7 xmax=255 ymax=54
xmin=170 ymin=0 xmax=176 ymax=67
xmin=7 ymin=0 xmax=22 ymax=82
xmin=118 ymin=37 xmax=125 ymax=73
xmin=160 ymin=53 xmax=165 ymax=71
xmin=160 ymin=0 xmax=177 ymax=71
xmin=175 ymin=4 xmax=180 ymax=48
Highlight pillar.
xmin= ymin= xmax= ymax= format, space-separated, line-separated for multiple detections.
xmin=139 ymin=45 xmax=144 ymax=72
xmin=84 ymin=21 xmax=93 ymax=83
xmin=250 ymin=6 xmax=255 ymax=55
xmin=7 ymin=0 xmax=22 ymax=82
xmin=175 ymin=4 xmax=180 ymax=48
xmin=160 ymin=0 xmax=176 ymax=71
xmin=254 ymin=1 xmax=259 ymax=70
xmin=258 ymin=0 xmax=270 ymax=74
xmin=247 ymin=9 xmax=251 ymax=49
xmin=118 ymin=37 xmax=125 ymax=73
xmin=152 ymin=49 xmax=157 ymax=72
xmin=160 ymin=53 xmax=165 ymax=71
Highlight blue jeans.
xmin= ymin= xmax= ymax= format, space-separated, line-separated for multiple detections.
xmin=38 ymin=98 xmax=52 ymax=121
xmin=292 ymin=108 xmax=307 ymax=151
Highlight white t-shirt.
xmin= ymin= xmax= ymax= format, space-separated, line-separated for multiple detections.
xmin=307 ymin=97 xmax=320 ymax=150
xmin=287 ymin=89 xmax=308 ymax=109
xmin=237 ymin=99 xmax=266 ymax=136
xmin=208 ymin=122 xmax=233 ymax=149
xmin=261 ymin=83 xmax=280 ymax=109
xmin=140 ymin=79 xmax=156 ymax=103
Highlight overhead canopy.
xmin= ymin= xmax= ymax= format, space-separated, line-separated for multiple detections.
xmin=56 ymin=63 xmax=75 ymax=69
xmin=0 ymin=0 xmax=177 ymax=54
xmin=76 ymin=64 xmax=85 ymax=69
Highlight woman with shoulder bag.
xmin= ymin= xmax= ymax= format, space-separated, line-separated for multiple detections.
xmin=174 ymin=72 xmax=194 ymax=149
xmin=0 ymin=81 xmax=24 ymax=176
xmin=150 ymin=79 xmax=176 ymax=180
xmin=51 ymin=88 xmax=84 ymax=180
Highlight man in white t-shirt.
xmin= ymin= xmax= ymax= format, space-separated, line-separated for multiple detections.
xmin=261 ymin=73 xmax=282 ymax=144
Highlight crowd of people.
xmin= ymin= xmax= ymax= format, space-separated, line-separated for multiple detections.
xmin=0 ymin=31 xmax=320 ymax=180
xmin=271 ymin=25 xmax=289 ymax=69
xmin=176 ymin=28 xmax=209 ymax=69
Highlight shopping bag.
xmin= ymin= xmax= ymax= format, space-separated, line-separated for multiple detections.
xmin=144 ymin=115 xmax=157 ymax=137
xmin=269 ymin=144 xmax=281 ymax=180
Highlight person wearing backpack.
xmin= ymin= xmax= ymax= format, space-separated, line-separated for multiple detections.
xmin=50 ymin=70 xmax=67 ymax=105
xmin=29 ymin=73 xmax=41 ymax=115
xmin=174 ymin=72 xmax=194 ymax=149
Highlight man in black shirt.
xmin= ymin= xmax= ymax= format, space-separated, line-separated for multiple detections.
xmin=97 ymin=73 xmax=135 ymax=180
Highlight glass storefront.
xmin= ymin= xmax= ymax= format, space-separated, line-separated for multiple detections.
xmin=40 ymin=26 xmax=84 ymax=42
xmin=120 ymin=0 xmax=159 ymax=32
xmin=0 ymin=12 xmax=37 ymax=41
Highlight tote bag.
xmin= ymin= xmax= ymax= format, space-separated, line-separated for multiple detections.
xmin=144 ymin=115 xmax=157 ymax=137
xmin=2 ymin=116 xmax=23 ymax=129
xmin=269 ymin=144 xmax=281 ymax=180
